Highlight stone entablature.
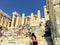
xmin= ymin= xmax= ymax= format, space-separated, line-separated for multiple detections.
xmin=0 ymin=9 xmax=11 ymax=19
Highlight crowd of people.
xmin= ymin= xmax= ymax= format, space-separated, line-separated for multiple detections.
xmin=17 ymin=27 xmax=38 ymax=45
xmin=0 ymin=26 xmax=38 ymax=45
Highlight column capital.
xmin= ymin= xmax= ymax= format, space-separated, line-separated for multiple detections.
xmin=22 ymin=13 xmax=25 ymax=16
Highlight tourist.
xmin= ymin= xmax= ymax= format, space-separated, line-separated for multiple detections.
xmin=0 ymin=27 xmax=3 ymax=37
xmin=28 ymin=29 xmax=31 ymax=37
xmin=30 ymin=33 xmax=38 ymax=45
xmin=26 ymin=30 xmax=29 ymax=37
xmin=17 ymin=28 xmax=21 ymax=36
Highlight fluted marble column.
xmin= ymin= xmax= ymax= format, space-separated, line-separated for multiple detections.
xmin=21 ymin=13 xmax=25 ymax=25
xmin=1 ymin=16 xmax=4 ymax=25
xmin=11 ymin=13 xmax=16 ymax=29
xmin=4 ymin=17 xmax=8 ymax=27
xmin=7 ymin=20 xmax=11 ymax=28
xmin=30 ymin=13 xmax=34 ymax=26
xmin=15 ymin=16 xmax=20 ymax=28
xmin=0 ymin=15 xmax=2 ymax=24
xmin=37 ymin=10 xmax=41 ymax=19
xmin=37 ymin=10 xmax=41 ymax=26
xmin=25 ymin=18 xmax=28 ymax=25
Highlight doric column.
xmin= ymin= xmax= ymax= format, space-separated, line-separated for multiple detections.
xmin=4 ymin=18 xmax=7 ymax=27
xmin=37 ymin=10 xmax=41 ymax=26
xmin=37 ymin=10 xmax=41 ymax=19
xmin=0 ymin=15 xmax=2 ymax=24
xmin=15 ymin=16 xmax=20 ymax=28
xmin=1 ymin=16 xmax=4 ymax=25
xmin=4 ymin=17 xmax=7 ymax=27
xmin=7 ymin=20 xmax=10 ymax=28
xmin=25 ymin=18 xmax=28 ymax=25
xmin=30 ymin=13 xmax=34 ymax=26
xmin=21 ymin=13 xmax=25 ymax=25
xmin=7 ymin=18 xmax=11 ymax=29
xmin=11 ymin=13 xmax=15 ymax=29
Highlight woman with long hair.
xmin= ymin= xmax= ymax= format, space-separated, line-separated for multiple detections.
xmin=30 ymin=33 xmax=38 ymax=45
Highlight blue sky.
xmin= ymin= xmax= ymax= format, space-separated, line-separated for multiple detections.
xmin=0 ymin=0 xmax=46 ymax=18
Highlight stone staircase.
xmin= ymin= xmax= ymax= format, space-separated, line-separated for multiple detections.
xmin=0 ymin=36 xmax=29 ymax=45
xmin=0 ymin=26 xmax=53 ymax=45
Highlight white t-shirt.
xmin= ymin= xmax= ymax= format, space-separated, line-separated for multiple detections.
xmin=29 ymin=29 xmax=31 ymax=32
xmin=1 ymin=30 xmax=4 ymax=33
